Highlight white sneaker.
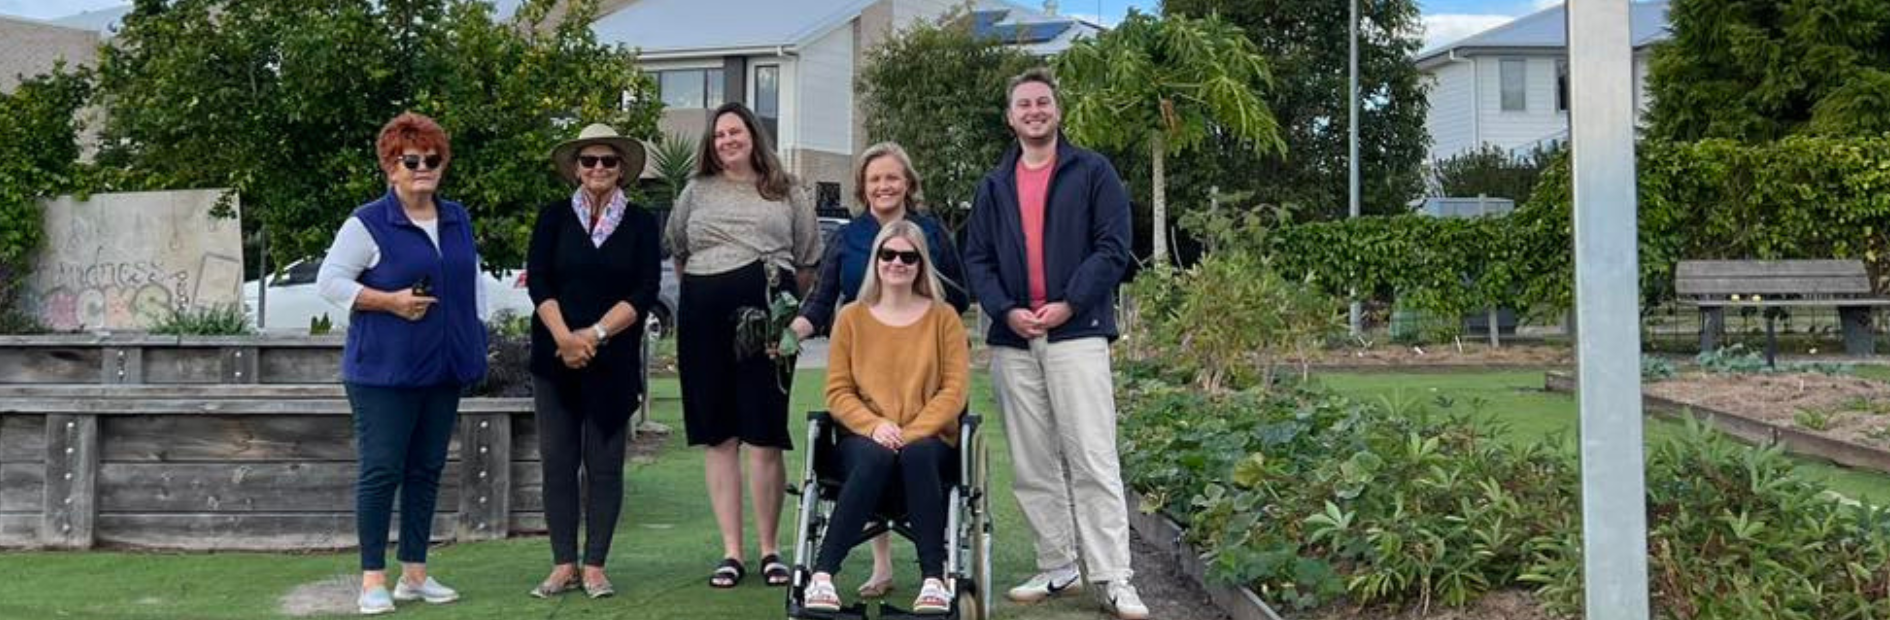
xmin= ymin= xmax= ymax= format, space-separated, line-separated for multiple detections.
xmin=1006 ymin=564 xmax=1082 ymax=603
xmin=393 ymin=576 xmax=459 ymax=604
xmin=1103 ymin=581 xmax=1149 ymax=620
xmin=357 ymin=586 xmax=394 ymax=616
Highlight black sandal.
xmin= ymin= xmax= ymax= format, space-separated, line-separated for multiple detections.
xmin=760 ymin=554 xmax=791 ymax=587
xmin=709 ymin=558 xmax=746 ymax=589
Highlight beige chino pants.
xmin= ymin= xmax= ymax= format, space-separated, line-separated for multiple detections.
xmin=990 ymin=336 xmax=1133 ymax=583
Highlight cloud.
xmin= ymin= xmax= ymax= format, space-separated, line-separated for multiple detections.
xmin=1420 ymin=14 xmax=1516 ymax=51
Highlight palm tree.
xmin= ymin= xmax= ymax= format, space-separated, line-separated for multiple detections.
xmin=648 ymin=131 xmax=697 ymax=207
xmin=1056 ymin=11 xmax=1286 ymax=265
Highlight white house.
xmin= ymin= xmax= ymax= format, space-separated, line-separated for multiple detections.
xmin=1416 ymin=0 xmax=1670 ymax=163
xmin=594 ymin=0 xmax=1096 ymax=208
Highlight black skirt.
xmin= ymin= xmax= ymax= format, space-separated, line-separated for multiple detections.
xmin=677 ymin=261 xmax=796 ymax=449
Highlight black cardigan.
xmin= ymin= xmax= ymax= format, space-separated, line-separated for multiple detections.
xmin=525 ymin=199 xmax=662 ymax=400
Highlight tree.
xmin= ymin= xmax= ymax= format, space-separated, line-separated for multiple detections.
xmin=1163 ymin=0 xmax=1431 ymax=221
xmin=857 ymin=9 xmax=1037 ymax=233
xmin=648 ymin=131 xmax=697 ymax=207
xmin=1429 ymin=143 xmax=1561 ymax=205
xmin=94 ymin=0 xmax=660 ymax=273
xmin=1647 ymin=0 xmax=1890 ymax=141
xmin=0 ymin=66 xmax=93 ymax=326
xmin=1057 ymin=10 xmax=1286 ymax=265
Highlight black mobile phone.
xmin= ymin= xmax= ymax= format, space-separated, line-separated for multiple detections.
xmin=412 ymin=275 xmax=433 ymax=297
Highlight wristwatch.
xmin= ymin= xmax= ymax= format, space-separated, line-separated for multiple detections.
xmin=591 ymin=324 xmax=609 ymax=344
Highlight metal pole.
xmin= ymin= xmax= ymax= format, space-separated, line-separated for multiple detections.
xmin=1481 ymin=194 xmax=1498 ymax=348
xmin=257 ymin=230 xmax=268 ymax=332
xmin=1347 ymin=0 xmax=1362 ymax=337
xmin=1568 ymin=0 xmax=1650 ymax=617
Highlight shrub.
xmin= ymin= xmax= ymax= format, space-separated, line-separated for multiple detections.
xmin=1121 ymin=379 xmax=1578 ymax=611
xmin=1525 ymin=418 xmax=1890 ymax=619
xmin=149 ymin=304 xmax=252 ymax=336
xmin=1131 ymin=249 xmax=1343 ymax=392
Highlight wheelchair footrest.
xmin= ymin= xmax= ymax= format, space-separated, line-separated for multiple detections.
xmin=787 ymin=601 xmax=960 ymax=620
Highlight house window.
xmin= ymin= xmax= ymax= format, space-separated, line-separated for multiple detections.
xmin=754 ymin=65 xmax=781 ymax=143
xmin=1556 ymin=60 xmax=1569 ymax=112
xmin=1500 ymin=59 xmax=1526 ymax=112
xmin=657 ymin=69 xmax=725 ymax=109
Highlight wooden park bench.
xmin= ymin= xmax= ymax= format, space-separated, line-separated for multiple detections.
xmin=1676 ymin=259 xmax=1890 ymax=362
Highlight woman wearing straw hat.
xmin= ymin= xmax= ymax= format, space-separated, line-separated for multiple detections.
xmin=524 ymin=123 xmax=661 ymax=600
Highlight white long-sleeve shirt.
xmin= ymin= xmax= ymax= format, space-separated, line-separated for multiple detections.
xmin=315 ymin=216 xmax=489 ymax=319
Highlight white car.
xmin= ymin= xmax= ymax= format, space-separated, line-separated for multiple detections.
xmin=244 ymin=257 xmax=680 ymax=336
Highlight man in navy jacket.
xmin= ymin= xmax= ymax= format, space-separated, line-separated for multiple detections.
xmin=961 ymin=68 xmax=1145 ymax=620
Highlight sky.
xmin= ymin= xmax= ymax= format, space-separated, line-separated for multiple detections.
xmin=3 ymin=0 xmax=1549 ymax=51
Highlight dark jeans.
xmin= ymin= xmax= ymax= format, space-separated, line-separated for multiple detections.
xmin=347 ymin=382 xmax=461 ymax=572
xmin=534 ymin=376 xmax=630 ymax=567
xmin=814 ymin=436 xmax=951 ymax=579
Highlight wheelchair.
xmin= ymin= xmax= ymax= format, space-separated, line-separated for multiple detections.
xmin=786 ymin=411 xmax=993 ymax=620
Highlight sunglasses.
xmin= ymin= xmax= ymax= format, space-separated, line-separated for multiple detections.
xmin=876 ymin=249 xmax=922 ymax=265
xmin=398 ymin=154 xmax=444 ymax=171
xmin=578 ymin=155 xmax=621 ymax=169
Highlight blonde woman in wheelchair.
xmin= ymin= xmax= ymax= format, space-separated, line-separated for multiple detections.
xmin=803 ymin=220 xmax=970 ymax=614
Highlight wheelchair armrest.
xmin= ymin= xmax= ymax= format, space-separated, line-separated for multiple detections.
xmin=807 ymin=410 xmax=833 ymax=425
xmin=960 ymin=413 xmax=981 ymax=431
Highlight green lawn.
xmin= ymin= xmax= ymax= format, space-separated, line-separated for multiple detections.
xmin=0 ymin=371 xmax=1120 ymax=620
xmin=1315 ymin=370 xmax=1890 ymax=503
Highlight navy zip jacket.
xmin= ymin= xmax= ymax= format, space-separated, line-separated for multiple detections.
xmin=798 ymin=211 xmax=969 ymax=335
xmin=962 ymin=136 xmax=1132 ymax=349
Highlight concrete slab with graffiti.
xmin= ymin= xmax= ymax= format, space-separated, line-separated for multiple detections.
xmin=22 ymin=189 xmax=244 ymax=332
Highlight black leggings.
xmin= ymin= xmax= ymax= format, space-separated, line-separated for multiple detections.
xmin=814 ymin=436 xmax=951 ymax=579
xmin=534 ymin=376 xmax=630 ymax=567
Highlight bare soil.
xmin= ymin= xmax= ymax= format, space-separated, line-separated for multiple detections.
xmin=1647 ymin=372 xmax=1890 ymax=446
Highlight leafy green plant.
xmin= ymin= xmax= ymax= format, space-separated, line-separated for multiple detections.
xmin=1430 ymin=142 xmax=1562 ymax=204
xmin=307 ymin=314 xmax=334 ymax=336
xmin=1057 ymin=10 xmax=1286 ymax=265
xmin=1794 ymin=408 xmax=1834 ymax=431
xmin=1528 ymin=417 xmax=1890 ymax=619
xmin=1120 ymin=377 xmax=1577 ymax=611
xmin=471 ymin=312 xmax=531 ymax=398
xmin=150 ymin=304 xmax=252 ymax=336
xmin=1137 ymin=250 xmax=1342 ymax=392
xmin=1696 ymin=345 xmax=1853 ymax=376
xmin=0 ymin=65 xmax=92 ymax=319
xmin=1643 ymin=355 xmax=1679 ymax=381
xmin=648 ymin=131 xmax=697 ymax=207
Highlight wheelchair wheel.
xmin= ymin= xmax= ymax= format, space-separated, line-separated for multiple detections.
xmin=968 ymin=435 xmax=993 ymax=619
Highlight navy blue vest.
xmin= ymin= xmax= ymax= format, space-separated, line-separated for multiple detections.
xmin=341 ymin=191 xmax=489 ymax=387
xmin=836 ymin=212 xmax=955 ymax=302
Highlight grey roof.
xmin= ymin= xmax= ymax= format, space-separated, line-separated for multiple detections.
xmin=1416 ymin=0 xmax=1670 ymax=66
xmin=592 ymin=0 xmax=876 ymax=55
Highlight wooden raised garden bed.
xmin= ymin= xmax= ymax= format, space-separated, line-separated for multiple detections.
xmin=0 ymin=335 xmax=544 ymax=551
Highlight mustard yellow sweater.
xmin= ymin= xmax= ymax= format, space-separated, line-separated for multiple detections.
xmin=824 ymin=301 xmax=969 ymax=445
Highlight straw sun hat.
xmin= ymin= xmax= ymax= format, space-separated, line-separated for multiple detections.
xmin=550 ymin=123 xmax=646 ymax=185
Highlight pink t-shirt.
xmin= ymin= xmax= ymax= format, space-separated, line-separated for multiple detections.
xmin=1015 ymin=154 xmax=1055 ymax=310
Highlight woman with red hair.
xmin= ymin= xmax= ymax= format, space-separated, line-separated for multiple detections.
xmin=316 ymin=112 xmax=489 ymax=615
